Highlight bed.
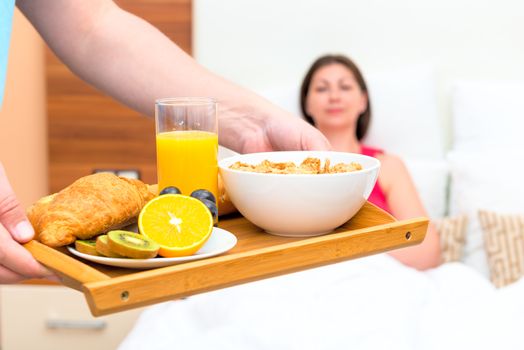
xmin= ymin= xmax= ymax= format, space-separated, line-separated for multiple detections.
xmin=119 ymin=65 xmax=524 ymax=350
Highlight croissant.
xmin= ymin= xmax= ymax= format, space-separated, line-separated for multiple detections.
xmin=27 ymin=173 xmax=155 ymax=247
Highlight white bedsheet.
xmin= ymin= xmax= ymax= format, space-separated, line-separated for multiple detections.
xmin=119 ymin=254 xmax=524 ymax=350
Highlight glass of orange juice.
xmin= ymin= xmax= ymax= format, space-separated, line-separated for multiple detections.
xmin=155 ymin=98 xmax=218 ymax=201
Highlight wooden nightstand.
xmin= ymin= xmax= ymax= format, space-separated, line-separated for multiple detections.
xmin=0 ymin=284 xmax=144 ymax=350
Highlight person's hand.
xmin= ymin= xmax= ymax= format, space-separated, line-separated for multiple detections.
xmin=219 ymin=105 xmax=331 ymax=154
xmin=0 ymin=163 xmax=56 ymax=283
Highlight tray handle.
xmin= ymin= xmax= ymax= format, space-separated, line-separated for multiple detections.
xmin=24 ymin=240 xmax=110 ymax=290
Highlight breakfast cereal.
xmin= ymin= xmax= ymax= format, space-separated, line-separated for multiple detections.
xmin=229 ymin=157 xmax=362 ymax=174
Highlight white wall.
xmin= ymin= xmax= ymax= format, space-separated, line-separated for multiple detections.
xmin=194 ymin=0 xmax=524 ymax=146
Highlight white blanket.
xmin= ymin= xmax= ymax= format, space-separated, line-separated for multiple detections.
xmin=119 ymin=254 xmax=524 ymax=350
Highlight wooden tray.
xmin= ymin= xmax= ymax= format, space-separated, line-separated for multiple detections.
xmin=24 ymin=202 xmax=428 ymax=317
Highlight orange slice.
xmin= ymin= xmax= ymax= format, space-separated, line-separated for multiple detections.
xmin=138 ymin=194 xmax=213 ymax=257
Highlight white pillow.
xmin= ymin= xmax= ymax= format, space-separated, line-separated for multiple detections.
xmin=447 ymin=150 xmax=524 ymax=278
xmin=452 ymin=80 xmax=524 ymax=152
xmin=260 ymin=64 xmax=444 ymax=160
xmin=403 ymin=157 xmax=449 ymax=220
xmin=365 ymin=64 xmax=444 ymax=159
xmin=258 ymin=85 xmax=301 ymax=117
xmin=259 ymin=66 xmax=447 ymax=218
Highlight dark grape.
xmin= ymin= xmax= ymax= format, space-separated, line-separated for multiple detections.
xmin=200 ymin=198 xmax=218 ymax=223
xmin=190 ymin=189 xmax=216 ymax=204
xmin=159 ymin=186 xmax=181 ymax=195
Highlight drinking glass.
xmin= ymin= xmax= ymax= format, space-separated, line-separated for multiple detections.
xmin=155 ymin=98 xmax=218 ymax=201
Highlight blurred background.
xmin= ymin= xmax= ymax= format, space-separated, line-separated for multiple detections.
xmin=1 ymin=1 xmax=524 ymax=348
xmin=3 ymin=0 xmax=524 ymax=209
xmin=194 ymin=0 xmax=524 ymax=96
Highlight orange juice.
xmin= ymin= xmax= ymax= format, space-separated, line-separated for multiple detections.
xmin=156 ymin=130 xmax=218 ymax=200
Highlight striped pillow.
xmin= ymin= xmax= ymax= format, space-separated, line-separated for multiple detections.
xmin=435 ymin=215 xmax=469 ymax=263
xmin=478 ymin=210 xmax=524 ymax=288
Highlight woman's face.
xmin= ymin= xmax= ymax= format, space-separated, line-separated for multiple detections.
xmin=305 ymin=63 xmax=368 ymax=130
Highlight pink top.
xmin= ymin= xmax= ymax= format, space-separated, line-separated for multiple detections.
xmin=360 ymin=145 xmax=391 ymax=214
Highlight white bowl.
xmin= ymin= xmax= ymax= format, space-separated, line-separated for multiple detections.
xmin=219 ymin=151 xmax=380 ymax=237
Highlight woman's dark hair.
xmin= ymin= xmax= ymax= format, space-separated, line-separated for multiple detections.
xmin=300 ymin=54 xmax=371 ymax=140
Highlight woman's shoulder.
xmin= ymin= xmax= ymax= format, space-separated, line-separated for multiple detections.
xmin=361 ymin=145 xmax=403 ymax=165
xmin=368 ymin=150 xmax=411 ymax=192
xmin=378 ymin=152 xmax=402 ymax=164
xmin=361 ymin=146 xmax=407 ymax=176
xmin=377 ymin=153 xmax=407 ymax=174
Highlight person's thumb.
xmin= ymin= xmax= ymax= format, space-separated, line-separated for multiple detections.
xmin=0 ymin=163 xmax=35 ymax=243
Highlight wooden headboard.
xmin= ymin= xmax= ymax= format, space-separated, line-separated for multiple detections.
xmin=46 ymin=0 xmax=192 ymax=193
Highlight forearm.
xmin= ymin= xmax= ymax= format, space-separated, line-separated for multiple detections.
xmin=388 ymin=223 xmax=441 ymax=270
xmin=380 ymin=157 xmax=442 ymax=270
xmin=17 ymin=0 xmax=278 ymax=148
xmin=66 ymin=6 xmax=256 ymax=116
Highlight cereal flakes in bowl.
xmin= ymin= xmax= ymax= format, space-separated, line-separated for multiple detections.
xmin=218 ymin=151 xmax=380 ymax=237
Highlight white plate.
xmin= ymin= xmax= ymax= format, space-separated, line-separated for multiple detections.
xmin=67 ymin=227 xmax=237 ymax=269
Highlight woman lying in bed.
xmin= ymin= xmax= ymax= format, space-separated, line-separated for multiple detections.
xmin=300 ymin=54 xmax=441 ymax=270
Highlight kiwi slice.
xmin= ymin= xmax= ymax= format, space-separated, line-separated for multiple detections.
xmin=75 ymin=239 xmax=99 ymax=256
xmin=95 ymin=235 xmax=124 ymax=258
xmin=107 ymin=230 xmax=159 ymax=259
